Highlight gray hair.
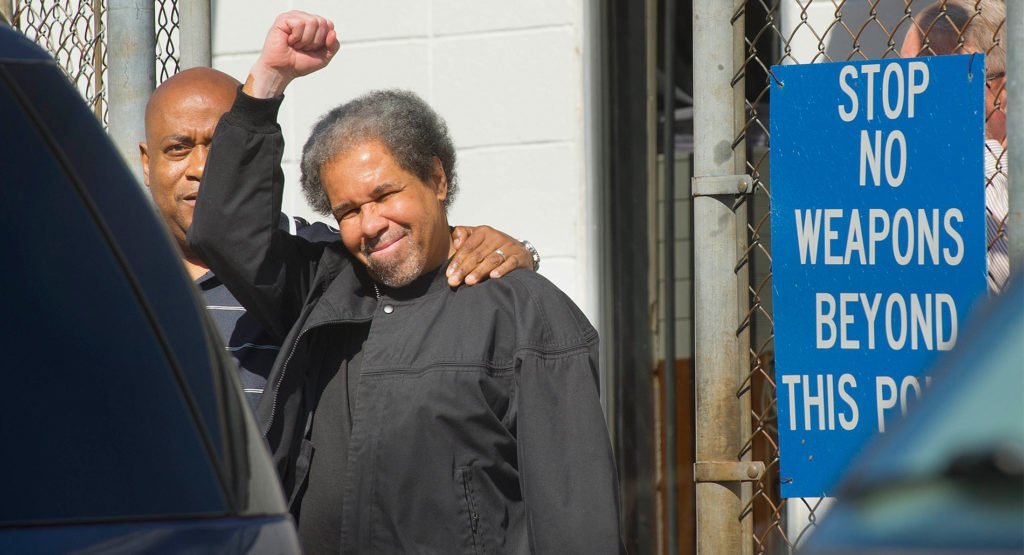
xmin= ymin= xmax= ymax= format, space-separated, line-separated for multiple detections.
xmin=300 ymin=89 xmax=458 ymax=216
xmin=912 ymin=0 xmax=1005 ymax=74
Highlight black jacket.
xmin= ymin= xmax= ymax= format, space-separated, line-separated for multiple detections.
xmin=189 ymin=90 xmax=624 ymax=554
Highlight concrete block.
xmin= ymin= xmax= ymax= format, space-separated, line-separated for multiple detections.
xmin=448 ymin=143 xmax=580 ymax=257
xmin=280 ymin=160 xmax=338 ymax=228
xmin=285 ymin=42 xmax=431 ymax=162
xmin=433 ymin=29 xmax=580 ymax=148
xmin=211 ymin=53 xmax=258 ymax=82
xmin=432 ymin=0 xmax=574 ymax=36
xmin=298 ymin=0 xmax=429 ymax=42
xmin=212 ymin=1 xmax=282 ymax=55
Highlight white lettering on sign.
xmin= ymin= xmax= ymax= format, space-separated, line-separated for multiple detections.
xmin=839 ymin=61 xmax=929 ymax=187
xmin=781 ymin=373 xmax=935 ymax=433
xmin=859 ymin=129 xmax=907 ymax=187
xmin=781 ymin=59 xmax=972 ymax=452
xmin=908 ymin=61 xmax=930 ymax=117
xmin=781 ymin=373 xmax=860 ymax=431
xmin=838 ymin=65 xmax=859 ymax=122
xmin=862 ymin=64 xmax=880 ymax=121
xmin=816 ymin=292 xmax=957 ymax=351
xmin=837 ymin=61 xmax=930 ymax=122
xmin=795 ymin=208 xmax=964 ymax=266
xmin=882 ymin=63 xmax=905 ymax=119
xmin=875 ymin=375 xmax=932 ymax=432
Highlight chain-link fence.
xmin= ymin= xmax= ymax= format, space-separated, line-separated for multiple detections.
xmin=155 ymin=0 xmax=179 ymax=83
xmin=9 ymin=0 xmax=108 ymax=123
xmin=7 ymin=0 xmax=181 ymax=127
xmin=731 ymin=1 xmax=1009 ymax=553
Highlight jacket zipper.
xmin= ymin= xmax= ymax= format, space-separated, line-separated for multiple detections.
xmin=265 ymin=288 xmax=382 ymax=435
xmin=264 ymin=326 xmax=308 ymax=436
xmin=461 ymin=469 xmax=482 ymax=549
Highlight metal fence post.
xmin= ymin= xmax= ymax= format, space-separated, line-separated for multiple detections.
xmin=692 ymin=0 xmax=753 ymax=554
xmin=179 ymin=0 xmax=211 ymax=69
xmin=107 ymin=0 xmax=155 ymax=183
xmin=1008 ymin=0 xmax=1023 ymax=274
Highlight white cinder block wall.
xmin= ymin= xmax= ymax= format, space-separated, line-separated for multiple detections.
xmin=211 ymin=0 xmax=597 ymax=319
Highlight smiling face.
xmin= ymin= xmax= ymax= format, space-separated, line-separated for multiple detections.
xmin=140 ymin=68 xmax=238 ymax=251
xmin=324 ymin=139 xmax=452 ymax=287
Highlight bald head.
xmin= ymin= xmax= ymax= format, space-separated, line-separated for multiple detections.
xmin=900 ymin=0 xmax=1005 ymax=73
xmin=144 ymin=67 xmax=240 ymax=143
xmin=140 ymin=67 xmax=241 ymax=257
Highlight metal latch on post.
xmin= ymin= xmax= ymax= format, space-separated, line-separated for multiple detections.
xmin=693 ymin=461 xmax=765 ymax=483
xmin=691 ymin=174 xmax=753 ymax=197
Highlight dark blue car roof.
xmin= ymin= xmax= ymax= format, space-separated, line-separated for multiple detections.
xmin=0 ymin=22 xmax=232 ymax=524
xmin=0 ymin=19 xmax=295 ymax=553
xmin=0 ymin=24 xmax=55 ymax=62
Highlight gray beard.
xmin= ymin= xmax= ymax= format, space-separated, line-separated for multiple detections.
xmin=365 ymin=239 xmax=424 ymax=288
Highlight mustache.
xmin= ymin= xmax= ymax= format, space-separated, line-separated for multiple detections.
xmin=175 ymin=188 xmax=200 ymax=202
xmin=362 ymin=229 xmax=409 ymax=256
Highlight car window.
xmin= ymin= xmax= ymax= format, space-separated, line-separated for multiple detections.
xmin=2 ymin=59 xmax=226 ymax=461
xmin=0 ymin=69 xmax=229 ymax=525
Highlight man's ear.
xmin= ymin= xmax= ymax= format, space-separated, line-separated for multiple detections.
xmin=139 ymin=142 xmax=151 ymax=188
xmin=431 ymin=157 xmax=447 ymax=202
xmin=994 ymin=75 xmax=1008 ymax=106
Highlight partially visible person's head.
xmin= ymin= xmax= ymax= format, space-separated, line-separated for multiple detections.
xmin=900 ymin=0 xmax=1006 ymax=143
xmin=301 ymin=90 xmax=458 ymax=287
xmin=140 ymin=67 xmax=240 ymax=251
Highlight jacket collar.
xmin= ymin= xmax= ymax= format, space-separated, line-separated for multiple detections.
xmin=303 ymin=245 xmax=378 ymax=329
xmin=374 ymin=258 xmax=454 ymax=302
xmin=303 ymin=252 xmax=456 ymax=330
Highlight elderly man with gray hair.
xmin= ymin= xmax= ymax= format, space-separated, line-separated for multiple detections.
xmin=900 ymin=0 xmax=1009 ymax=292
xmin=189 ymin=10 xmax=624 ymax=555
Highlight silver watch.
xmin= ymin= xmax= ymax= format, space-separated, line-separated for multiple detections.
xmin=520 ymin=240 xmax=541 ymax=271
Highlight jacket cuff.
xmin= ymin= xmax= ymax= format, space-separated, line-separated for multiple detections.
xmin=223 ymin=85 xmax=284 ymax=132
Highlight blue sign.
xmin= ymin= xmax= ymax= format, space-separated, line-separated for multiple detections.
xmin=770 ymin=55 xmax=988 ymax=498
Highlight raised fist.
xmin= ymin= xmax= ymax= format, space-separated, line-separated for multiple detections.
xmin=246 ymin=11 xmax=340 ymax=98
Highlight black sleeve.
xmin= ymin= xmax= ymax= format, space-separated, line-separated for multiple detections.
xmin=187 ymin=88 xmax=323 ymax=341
xmin=515 ymin=344 xmax=625 ymax=554
xmin=510 ymin=278 xmax=626 ymax=553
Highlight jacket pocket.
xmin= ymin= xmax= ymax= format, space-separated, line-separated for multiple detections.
xmin=456 ymin=466 xmax=486 ymax=555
